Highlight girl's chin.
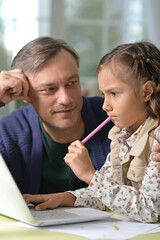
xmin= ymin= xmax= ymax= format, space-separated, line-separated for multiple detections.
xmin=113 ymin=121 xmax=125 ymax=129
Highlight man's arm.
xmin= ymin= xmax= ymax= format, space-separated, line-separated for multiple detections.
xmin=151 ymin=143 xmax=160 ymax=170
xmin=0 ymin=69 xmax=30 ymax=104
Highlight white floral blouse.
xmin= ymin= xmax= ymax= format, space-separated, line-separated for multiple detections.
xmin=70 ymin=119 xmax=160 ymax=223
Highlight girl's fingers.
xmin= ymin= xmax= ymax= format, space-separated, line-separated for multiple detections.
xmin=23 ymin=194 xmax=48 ymax=205
xmin=35 ymin=202 xmax=49 ymax=211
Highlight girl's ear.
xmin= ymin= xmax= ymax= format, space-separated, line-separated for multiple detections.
xmin=142 ymin=80 xmax=156 ymax=102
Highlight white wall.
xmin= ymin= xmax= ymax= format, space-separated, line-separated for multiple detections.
xmin=144 ymin=0 xmax=160 ymax=48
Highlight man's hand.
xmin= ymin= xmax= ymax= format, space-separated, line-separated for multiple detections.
xmin=0 ymin=69 xmax=30 ymax=104
xmin=151 ymin=143 xmax=160 ymax=171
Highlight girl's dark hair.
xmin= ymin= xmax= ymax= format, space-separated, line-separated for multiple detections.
xmin=11 ymin=36 xmax=79 ymax=72
xmin=97 ymin=41 xmax=160 ymax=120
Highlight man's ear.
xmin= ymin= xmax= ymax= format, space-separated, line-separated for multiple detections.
xmin=142 ymin=80 xmax=156 ymax=102
xmin=23 ymin=96 xmax=31 ymax=104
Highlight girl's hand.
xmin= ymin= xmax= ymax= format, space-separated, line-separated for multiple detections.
xmin=23 ymin=192 xmax=76 ymax=211
xmin=64 ymin=140 xmax=96 ymax=184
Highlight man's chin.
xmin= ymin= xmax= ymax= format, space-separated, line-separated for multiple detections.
xmin=57 ymin=124 xmax=75 ymax=130
xmin=53 ymin=120 xmax=76 ymax=130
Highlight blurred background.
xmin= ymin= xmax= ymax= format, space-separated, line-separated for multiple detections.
xmin=0 ymin=0 xmax=160 ymax=117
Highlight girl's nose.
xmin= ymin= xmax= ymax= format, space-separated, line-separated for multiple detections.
xmin=102 ymin=99 xmax=112 ymax=113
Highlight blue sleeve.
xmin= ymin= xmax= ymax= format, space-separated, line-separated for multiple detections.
xmin=0 ymin=105 xmax=43 ymax=194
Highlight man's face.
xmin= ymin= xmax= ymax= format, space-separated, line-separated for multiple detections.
xmin=27 ymin=49 xmax=83 ymax=133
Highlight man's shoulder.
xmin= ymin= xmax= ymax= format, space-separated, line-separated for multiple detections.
xmin=83 ymin=96 xmax=106 ymax=112
xmin=83 ymin=96 xmax=104 ymax=105
xmin=82 ymin=96 xmax=104 ymax=111
xmin=82 ymin=96 xmax=107 ymax=122
xmin=82 ymin=96 xmax=113 ymax=129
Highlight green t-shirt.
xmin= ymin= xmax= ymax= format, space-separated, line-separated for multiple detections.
xmin=40 ymin=121 xmax=95 ymax=194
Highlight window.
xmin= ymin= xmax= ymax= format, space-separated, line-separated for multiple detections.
xmin=64 ymin=0 xmax=144 ymax=95
xmin=0 ymin=0 xmax=39 ymax=116
xmin=0 ymin=0 xmax=144 ymax=117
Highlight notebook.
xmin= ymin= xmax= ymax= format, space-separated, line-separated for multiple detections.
xmin=0 ymin=153 xmax=112 ymax=226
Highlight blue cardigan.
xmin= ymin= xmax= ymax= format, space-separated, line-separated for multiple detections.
xmin=0 ymin=97 xmax=113 ymax=194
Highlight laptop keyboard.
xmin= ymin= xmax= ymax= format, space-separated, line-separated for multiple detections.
xmin=29 ymin=206 xmax=79 ymax=222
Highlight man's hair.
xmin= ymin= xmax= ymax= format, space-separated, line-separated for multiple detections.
xmin=11 ymin=36 xmax=79 ymax=72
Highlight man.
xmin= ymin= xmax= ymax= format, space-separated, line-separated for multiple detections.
xmin=151 ymin=145 xmax=160 ymax=171
xmin=0 ymin=36 xmax=113 ymax=194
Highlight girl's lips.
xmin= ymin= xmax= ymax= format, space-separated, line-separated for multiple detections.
xmin=110 ymin=116 xmax=117 ymax=122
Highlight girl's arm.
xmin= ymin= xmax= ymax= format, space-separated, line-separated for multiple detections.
xmin=78 ymin=143 xmax=160 ymax=222
xmin=65 ymin=134 xmax=160 ymax=222
xmin=23 ymin=133 xmax=160 ymax=222
xmin=23 ymin=192 xmax=76 ymax=211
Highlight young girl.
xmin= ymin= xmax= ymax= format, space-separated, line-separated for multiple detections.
xmin=24 ymin=41 xmax=160 ymax=222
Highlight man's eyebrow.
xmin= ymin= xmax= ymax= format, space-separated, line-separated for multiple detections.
xmin=34 ymin=74 xmax=80 ymax=90
xmin=66 ymin=73 xmax=79 ymax=81
xmin=35 ymin=83 xmax=55 ymax=90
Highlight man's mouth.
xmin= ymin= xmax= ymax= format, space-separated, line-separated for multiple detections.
xmin=54 ymin=108 xmax=74 ymax=116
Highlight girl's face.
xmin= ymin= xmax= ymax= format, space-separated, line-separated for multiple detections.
xmin=98 ymin=65 xmax=148 ymax=132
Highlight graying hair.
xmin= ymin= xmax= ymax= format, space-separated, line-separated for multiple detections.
xmin=11 ymin=36 xmax=79 ymax=72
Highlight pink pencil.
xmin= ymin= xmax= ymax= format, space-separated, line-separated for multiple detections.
xmin=81 ymin=116 xmax=112 ymax=144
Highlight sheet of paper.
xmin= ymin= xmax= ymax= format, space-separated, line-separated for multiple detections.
xmin=146 ymin=226 xmax=160 ymax=234
xmin=11 ymin=213 xmax=160 ymax=240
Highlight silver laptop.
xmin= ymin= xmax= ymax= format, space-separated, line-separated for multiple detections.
xmin=0 ymin=153 xmax=112 ymax=226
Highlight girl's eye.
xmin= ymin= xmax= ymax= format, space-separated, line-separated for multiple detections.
xmin=99 ymin=91 xmax=104 ymax=96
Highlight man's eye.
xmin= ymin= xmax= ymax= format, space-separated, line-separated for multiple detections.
xmin=111 ymin=92 xmax=118 ymax=96
xmin=68 ymin=80 xmax=78 ymax=86
xmin=40 ymin=87 xmax=55 ymax=93
xmin=45 ymin=88 xmax=54 ymax=91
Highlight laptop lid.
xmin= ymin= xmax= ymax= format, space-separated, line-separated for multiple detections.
xmin=0 ymin=153 xmax=112 ymax=226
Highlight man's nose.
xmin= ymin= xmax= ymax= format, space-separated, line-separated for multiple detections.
xmin=57 ymin=88 xmax=71 ymax=105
